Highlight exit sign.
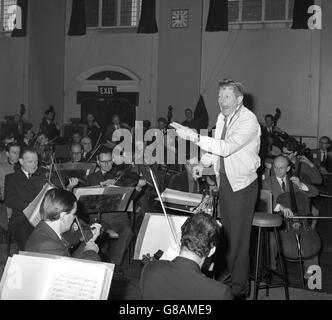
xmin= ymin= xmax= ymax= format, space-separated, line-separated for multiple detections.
xmin=97 ymin=86 xmax=117 ymax=97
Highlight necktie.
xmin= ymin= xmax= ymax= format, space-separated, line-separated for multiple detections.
xmin=323 ymin=151 xmax=327 ymax=163
xmin=219 ymin=117 xmax=228 ymax=174
xmin=281 ymin=179 xmax=286 ymax=192
xmin=28 ymin=173 xmax=32 ymax=179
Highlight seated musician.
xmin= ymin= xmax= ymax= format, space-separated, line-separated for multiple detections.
xmin=80 ymin=136 xmax=94 ymax=162
xmin=282 ymin=139 xmax=322 ymax=186
xmin=282 ymin=139 xmax=322 ymax=229
xmin=85 ymin=148 xmax=135 ymax=265
xmin=71 ymin=131 xmax=82 ymax=144
xmin=311 ymin=136 xmax=332 ymax=174
xmin=68 ymin=143 xmax=83 ymax=163
xmin=262 ymin=155 xmax=319 ymax=278
xmin=4 ymin=147 xmax=80 ymax=250
xmin=139 ymin=213 xmax=232 ymax=300
xmin=168 ymin=156 xmax=216 ymax=194
xmin=25 ymin=188 xmax=101 ymax=261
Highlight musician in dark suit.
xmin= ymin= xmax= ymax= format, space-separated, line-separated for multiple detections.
xmin=86 ymin=148 xmax=135 ymax=265
xmin=282 ymin=139 xmax=322 ymax=186
xmin=39 ymin=107 xmax=60 ymax=142
xmin=25 ymin=188 xmax=101 ymax=261
xmin=80 ymin=136 xmax=94 ymax=162
xmin=4 ymin=148 xmax=46 ymax=249
xmin=311 ymin=136 xmax=332 ymax=174
xmin=105 ymin=114 xmax=130 ymax=149
xmin=262 ymin=155 xmax=319 ymax=277
xmin=139 ymin=213 xmax=233 ymax=300
xmin=86 ymin=113 xmax=102 ymax=148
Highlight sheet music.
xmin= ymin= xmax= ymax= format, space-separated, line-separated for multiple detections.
xmin=0 ymin=253 xmax=114 ymax=300
xmin=46 ymin=261 xmax=106 ymax=300
xmin=23 ymin=183 xmax=54 ymax=227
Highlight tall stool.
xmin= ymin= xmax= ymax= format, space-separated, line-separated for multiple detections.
xmin=252 ymin=212 xmax=289 ymax=300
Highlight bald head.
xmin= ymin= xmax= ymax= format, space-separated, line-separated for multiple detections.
xmin=273 ymin=156 xmax=290 ymax=179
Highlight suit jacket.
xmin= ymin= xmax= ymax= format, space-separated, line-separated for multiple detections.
xmin=262 ymin=175 xmax=318 ymax=211
xmin=0 ymin=162 xmax=15 ymax=200
xmin=40 ymin=119 xmax=60 ymax=141
xmin=311 ymin=148 xmax=332 ymax=172
xmin=4 ymin=168 xmax=46 ymax=223
xmin=25 ymin=220 xmax=100 ymax=261
xmin=139 ymin=256 xmax=232 ymax=300
xmin=293 ymin=158 xmax=322 ymax=186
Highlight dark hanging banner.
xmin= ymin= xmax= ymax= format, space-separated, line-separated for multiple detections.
xmin=291 ymin=0 xmax=314 ymax=29
xmin=11 ymin=0 xmax=28 ymax=37
xmin=137 ymin=0 xmax=158 ymax=34
xmin=194 ymin=95 xmax=209 ymax=130
xmin=67 ymin=0 xmax=86 ymax=36
xmin=206 ymin=0 xmax=228 ymax=32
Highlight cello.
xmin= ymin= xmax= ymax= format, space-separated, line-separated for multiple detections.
xmin=276 ymin=162 xmax=321 ymax=261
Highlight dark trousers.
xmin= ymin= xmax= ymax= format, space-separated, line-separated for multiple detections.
xmin=219 ymin=174 xmax=258 ymax=297
xmin=9 ymin=214 xmax=34 ymax=250
xmin=90 ymin=212 xmax=134 ymax=265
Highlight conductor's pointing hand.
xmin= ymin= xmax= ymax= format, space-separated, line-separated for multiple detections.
xmin=170 ymin=122 xmax=198 ymax=142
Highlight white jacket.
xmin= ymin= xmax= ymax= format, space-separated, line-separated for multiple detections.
xmin=198 ymin=106 xmax=261 ymax=192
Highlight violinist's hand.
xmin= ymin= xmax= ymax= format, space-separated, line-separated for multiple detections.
xmin=67 ymin=177 xmax=79 ymax=191
xmin=299 ymin=155 xmax=314 ymax=168
xmin=279 ymin=204 xmax=294 ymax=218
xmin=84 ymin=240 xmax=99 ymax=253
xmin=100 ymin=179 xmax=116 ymax=187
xmin=71 ymin=222 xmax=79 ymax=232
xmin=90 ymin=223 xmax=102 ymax=241
xmin=192 ymin=164 xmax=204 ymax=180
xmin=170 ymin=122 xmax=198 ymax=143
xmin=136 ymin=179 xmax=146 ymax=191
xmin=319 ymin=166 xmax=328 ymax=175
xmin=289 ymin=176 xmax=308 ymax=191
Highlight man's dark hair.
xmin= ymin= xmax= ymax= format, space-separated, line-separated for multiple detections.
xmin=320 ymin=136 xmax=331 ymax=144
xmin=284 ymin=139 xmax=300 ymax=153
xmin=40 ymin=188 xmax=77 ymax=221
xmin=157 ymin=117 xmax=167 ymax=124
xmin=19 ymin=147 xmax=37 ymax=159
xmin=5 ymin=142 xmax=21 ymax=153
xmin=218 ymin=79 xmax=244 ymax=98
xmin=181 ymin=213 xmax=220 ymax=258
xmin=265 ymin=114 xmax=274 ymax=121
xmin=185 ymin=108 xmax=192 ymax=114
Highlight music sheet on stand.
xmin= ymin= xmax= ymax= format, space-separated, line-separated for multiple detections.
xmin=46 ymin=260 xmax=106 ymax=300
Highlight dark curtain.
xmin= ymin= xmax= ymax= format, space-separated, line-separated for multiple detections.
xmin=137 ymin=0 xmax=158 ymax=34
xmin=194 ymin=95 xmax=209 ymax=129
xmin=11 ymin=0 xmax=28 ymax=37
xmin=206 ymin=0 xmax=228 ymax=32
xmin=67 ymin=0 xmax=86 ymax=36
xmin=291 ymin=0 xmax=314 ymax=29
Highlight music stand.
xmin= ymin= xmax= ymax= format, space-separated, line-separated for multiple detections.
xmin=74 ymin=186 xmax=135 ymax=224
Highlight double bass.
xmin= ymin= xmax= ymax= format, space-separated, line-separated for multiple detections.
xmin=276 ymin=163 xmax=321 ymax=261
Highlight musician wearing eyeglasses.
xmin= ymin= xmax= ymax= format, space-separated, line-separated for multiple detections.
xmin=85 ymin=148 xmax=136 ymax=265
xmin=25 ymin=188 xmax=101 ymax=261
xmin=172 ymin=80 xmax=260 ymax=300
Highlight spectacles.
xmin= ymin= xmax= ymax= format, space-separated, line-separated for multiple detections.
xmin=99 ymin=160 xmax=112 ymax=164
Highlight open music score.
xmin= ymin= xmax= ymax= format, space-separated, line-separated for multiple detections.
xmin=0 ymin=252 xmax=114 ymax=300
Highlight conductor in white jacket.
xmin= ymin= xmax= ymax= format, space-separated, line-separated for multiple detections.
xmin=171 ymin=79 xmax=261 ymax=299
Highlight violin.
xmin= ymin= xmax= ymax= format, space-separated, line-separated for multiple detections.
xmin=276 ymin=166 xmax=321 ymax=260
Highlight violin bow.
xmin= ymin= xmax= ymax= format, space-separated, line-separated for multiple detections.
xmin=87 ymin=132 xmax=103 ymax=163
xmin=74 ymin=216 xmax=88 ymax=243
xmin=148 ymin=167 xmax=180 ymax=246
xmin=51 ymin=154 xmax=66 ymax=189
